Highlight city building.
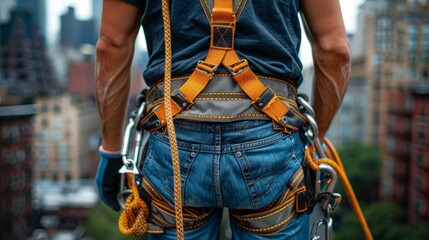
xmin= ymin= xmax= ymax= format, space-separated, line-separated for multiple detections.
xmin=326 ymin=34 xmax=369 ymax=146
xmin=15 ymin=0 xmax=47 ymax=43
xmin=0 ymin=9 xmax=56 ymax=102
xmin=409 ymin=83 xmax=429 ymax=224
xmin=309 ymin=0 xmax=429 ymax=225
xmin=32 ymin=95 xmax=100 ymax=181
xmin=351 ymin=0 xmax=429 ymax=224
xmin=383 ymin=83 xmax=429 ymax=225
xmin=382 ymin=86 xmax=414 ymax=208
xmin=60 ymin=6 xmax=97 ymax=49
xmin=0 ymin=104 xmax=36 ymax=240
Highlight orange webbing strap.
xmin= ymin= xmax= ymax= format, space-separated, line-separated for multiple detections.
xmin=140 ymin=0 xmax=304 ymax=133
xmin=231 ymin=167 xmax=306 ymax=237
xmin=140 ymin=49 xmax=227 ymax=132
xmin=118 ymin=174 xmax=150 ymax=236
xmin=221 ymin=50 xmax=306 ymax=132
xmin=306 ymin=139 xmax=374 ymax=240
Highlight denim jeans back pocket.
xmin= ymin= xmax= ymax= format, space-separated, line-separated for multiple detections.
xmin=233 ymin=132 xmax=303 ymax=209
xmin=142 ymin=132 xmax=199 ymax=205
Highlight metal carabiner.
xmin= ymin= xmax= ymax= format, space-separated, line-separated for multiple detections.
xmin=117 ymin=102 xmax=149 ymax=209
xmin=118 ymin=118 xmax=140 ymax=175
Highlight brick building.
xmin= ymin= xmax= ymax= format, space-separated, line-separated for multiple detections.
xmin=0 ymin=105 xmax=36 ymax=240
xmin=409 ymin=84 xmax=429 ymax=224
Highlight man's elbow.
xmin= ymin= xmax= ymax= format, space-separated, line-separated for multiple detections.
xmin=316 ymin=39 xmax=351 ymax=66
xmin=95 ymin=38 xmax=118 ymax=63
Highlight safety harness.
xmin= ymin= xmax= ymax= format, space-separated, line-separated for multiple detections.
xmin=115 ymin=0 xmax=374 ymax=239
xmin=139 ymin=0 xmax=307 ymax=134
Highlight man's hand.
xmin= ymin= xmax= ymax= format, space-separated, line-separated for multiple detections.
xmin=95 ymin=147 xmax=124 ymax=211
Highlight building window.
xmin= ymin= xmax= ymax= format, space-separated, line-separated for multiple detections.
xmin=417 ymin=128 xmax=425 ymax=146
xmin=374 ymin=55 xmax=383 ymax=65
xmin=41 ymin=118 xmax=49 ymax=128
xmin=52 ymin=117 xmax=62 ymax=128
xmin=408 ymin=25 xmax=418 ymax=50
xmin=423 ymin=24 xmax=429 ymax=50
xmin=387 ymin=135 xmax=395 ymax=151
xmin=10 ymin=196 xmax=25 ymax=216
xmin=415 ymin=198 xmax=427 ymax=216
xmin=383 ymin=177 xmax=393 ymax=199
xmin=59 ymin=143 xmax=69 ymax=168
xmin=38 ymin=155 xmax=49 ymax=167
xmin=53 ymin=104 xmax=61 ymax=114
xmin=9 ymin=172 xmax=25 ymax=191
xmin=51 ymin=130 xmax=62 ymax=141
xmin=408 ymin=52 xmax=418 ymax=63
xmin=40 ymin=104 xmax=48 ymax=113
xmin=385 ymin=156 xmax=394 ymax=173
xmin=417 ymin=151 xmax=426 ymax=168
xmin=415 ymin=172 xmax=424 ymax=190
xmin=409 ymin=67 xmax=418 ymax=79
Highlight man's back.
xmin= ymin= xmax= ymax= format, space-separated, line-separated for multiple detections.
xmin=127 ymin=0 xmax=303 ymax=87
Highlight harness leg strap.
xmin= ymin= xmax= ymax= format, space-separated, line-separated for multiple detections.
xmin=230 ymin=167 xmax=308 ymax=236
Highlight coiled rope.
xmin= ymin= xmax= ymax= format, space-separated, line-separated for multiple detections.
xmin=118 ymin=174 xmax=149 ymax=236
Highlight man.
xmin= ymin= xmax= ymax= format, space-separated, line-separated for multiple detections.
xmin=95 ymin=0 xmax=350 ymax=239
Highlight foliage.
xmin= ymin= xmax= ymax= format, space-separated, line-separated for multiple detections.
xmin=84 ymin=203 xmax=146 ymax=240
xmin=335 ymin=202 xmax=412 ymax=240
xmin=330 ymin=142 xmax=429 ymax=240
xmin=335 ymin=142 xmax=382 ymax=204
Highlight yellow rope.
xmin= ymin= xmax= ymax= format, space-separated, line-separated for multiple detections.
xmin=161 ymin=0 xmax=185 ymax=239
xmin=306 ymin=140 xmax=374 ymax=240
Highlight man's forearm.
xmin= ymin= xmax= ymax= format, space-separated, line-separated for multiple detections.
xmin=312 ymin=42 xmax=351 ymax=137
xmin=95 ymin=0 xmax=142 ymax=151
xmin=95 ymin=37 xmax=135 ymax=151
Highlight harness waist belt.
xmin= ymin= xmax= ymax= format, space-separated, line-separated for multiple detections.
xmin=143 ymin=73 xmax=305 ymax=125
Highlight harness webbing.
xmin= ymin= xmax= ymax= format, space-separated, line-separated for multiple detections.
xmin=118 ymin=1 xmax=373 ymax=239
xmin=139 ymin=0 xmax=307 ymax=133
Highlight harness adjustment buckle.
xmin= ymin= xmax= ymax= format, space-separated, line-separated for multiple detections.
xmin=252 ymin=86 xmax=276 ymax=111
xmin=196 ymin=60 xmax=218 ymax=76
xmin=140 ymin=111 xmax=164 ymax=132
xmin=226 ymin=59 xmax=248 ymax=76
xmin=171 ymin=89 xmax=193 ymax=110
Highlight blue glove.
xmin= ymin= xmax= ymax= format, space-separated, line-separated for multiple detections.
xmin=95 ymin=147 xmax=124 ymax=211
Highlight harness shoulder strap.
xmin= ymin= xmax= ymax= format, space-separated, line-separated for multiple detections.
xmin=140 ymin=0 xmax=306 ymax=133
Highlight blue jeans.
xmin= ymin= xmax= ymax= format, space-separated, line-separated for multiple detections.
xmin=142 ymin=120 xmax=310 ymax=239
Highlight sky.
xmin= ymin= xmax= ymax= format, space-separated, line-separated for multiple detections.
xmin=45 ymin=0 xmax=365 ymax=65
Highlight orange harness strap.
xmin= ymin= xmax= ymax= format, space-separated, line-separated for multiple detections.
xmin=140 ymin=0 xmax=306 ymax=133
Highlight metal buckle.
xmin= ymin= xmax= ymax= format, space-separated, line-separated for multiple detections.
xmin=226 ymin=59 xmax=248 ymax=76
xmin=196 ymin=60 xmax=218 ymax=76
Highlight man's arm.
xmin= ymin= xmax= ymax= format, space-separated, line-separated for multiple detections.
xmin=300 ymin=0 xmax=351 ymax=137
xmin=96 ymin=0 xmax=143 ymax=151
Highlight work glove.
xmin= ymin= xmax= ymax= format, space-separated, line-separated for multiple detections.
xmin=95 ymin=147 xmax=124 ymax=211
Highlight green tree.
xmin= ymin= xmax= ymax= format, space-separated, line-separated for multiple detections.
xmin=335 ymin=202 xmax=409 ymax=240
xmin=336 ymin=142 xmax=382 ymax=204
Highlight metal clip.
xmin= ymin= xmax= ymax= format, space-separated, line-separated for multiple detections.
xmin=119 ymin=119 xmax=140 ymax=174
xmin=311 ymin=219 xmax=324 ymax=240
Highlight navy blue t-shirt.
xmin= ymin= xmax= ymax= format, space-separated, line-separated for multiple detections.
xmin=123 ymin=0 xmax=303 ymax=87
